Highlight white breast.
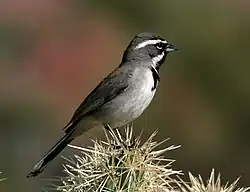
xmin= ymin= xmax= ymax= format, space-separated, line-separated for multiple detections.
xmin=96 ymin=67 xmax=157 ymax=128
xmin=120 ymin=67 xmax=157 ymax=123
xmin=135 ymin=67 xmax=156 ymax=97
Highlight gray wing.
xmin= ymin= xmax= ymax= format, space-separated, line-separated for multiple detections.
xmin=64 ymin=66 xmax=133 ymax=133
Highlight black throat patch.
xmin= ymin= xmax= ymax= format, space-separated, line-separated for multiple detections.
xmin=150 ymin=66 xmax=160 ymax=91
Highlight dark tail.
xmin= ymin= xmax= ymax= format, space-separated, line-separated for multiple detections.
xmin=27 ymin=132 xmax=74 ymax=178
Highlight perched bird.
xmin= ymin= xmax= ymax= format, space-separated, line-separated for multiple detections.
xmin=27 ymin=32 xmax=178 ymax=177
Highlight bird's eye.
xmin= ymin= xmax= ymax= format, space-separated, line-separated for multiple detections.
xmin=156 ymin=42 xmax=164 ymax=50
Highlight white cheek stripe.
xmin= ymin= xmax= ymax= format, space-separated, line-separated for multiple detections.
xmin=152 ymin=52 xmax=165 ymax=66
xmin=134 ymin=39 xmax=167 ymax=50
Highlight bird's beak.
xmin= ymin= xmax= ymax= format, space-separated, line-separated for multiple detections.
xmin=165 ymin=44 xmax=179 ymax=52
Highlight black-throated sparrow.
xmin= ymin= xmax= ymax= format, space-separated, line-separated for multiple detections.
xmin=27 ymin=32 xmax=178 ymax=177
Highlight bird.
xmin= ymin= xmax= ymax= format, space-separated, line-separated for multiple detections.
xmin=27 ymin=32 xmax=178 ymax=178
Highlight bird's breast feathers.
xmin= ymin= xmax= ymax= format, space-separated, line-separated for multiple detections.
xmin=133 ymin=67 xmax=158 ymax=94
xmin=119 ymin=67 xmax=157 ymax=119
xmin=90 ymin=66 xmax=158 ymax=127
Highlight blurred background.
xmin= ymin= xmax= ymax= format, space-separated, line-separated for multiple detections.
xmin=0 ymin=0 xmax=250 ymax=191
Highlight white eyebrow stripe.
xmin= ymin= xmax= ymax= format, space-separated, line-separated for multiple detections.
xmin=134 ymin=39 xmax=167 ymax=50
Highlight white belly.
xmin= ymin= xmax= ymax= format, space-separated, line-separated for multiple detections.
xmin=98 ymin=67 xmax=157 ymax=127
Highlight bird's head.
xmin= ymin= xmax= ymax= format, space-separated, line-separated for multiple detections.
xmin=122 ymin=32 xmax=178 ymax=70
